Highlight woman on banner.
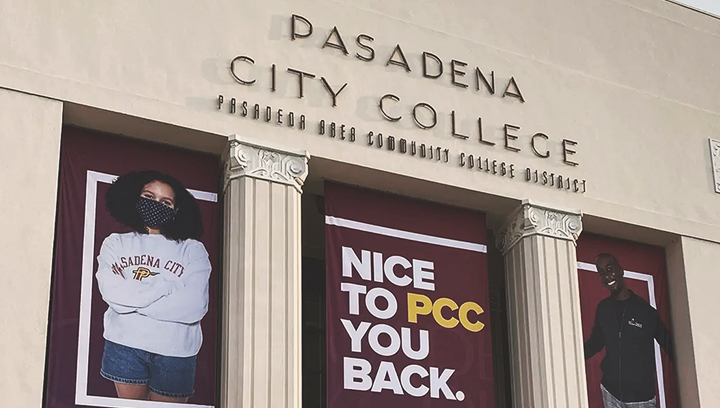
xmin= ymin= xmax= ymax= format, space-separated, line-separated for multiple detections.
xmin=95 ymin=170 xmax=211 ymax=403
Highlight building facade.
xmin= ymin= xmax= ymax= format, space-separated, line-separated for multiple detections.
xmin=1 ymin=0 xmax=719 ymax=407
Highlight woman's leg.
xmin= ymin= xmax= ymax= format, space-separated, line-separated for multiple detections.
xmin=114 ymin=383 xmax=150 ymax=400
xmin=149 ymin=392 xmax=189 ymax=403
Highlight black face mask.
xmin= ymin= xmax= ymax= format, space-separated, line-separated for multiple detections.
xmin=136 ymin=196 xmax=177 ymax=227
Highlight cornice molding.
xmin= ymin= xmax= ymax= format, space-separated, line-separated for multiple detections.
xmin=225 ymin=134 xmax=309 ymax=193
xmin=496 ymin=200 xmax=582 ymax=255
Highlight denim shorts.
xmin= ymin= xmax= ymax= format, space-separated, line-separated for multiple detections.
xmin=100 ymin=340 xmax=197 ymax=398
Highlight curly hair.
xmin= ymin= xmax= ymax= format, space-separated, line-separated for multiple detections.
xmin=105 ymin=170 xmax=204 ymax=241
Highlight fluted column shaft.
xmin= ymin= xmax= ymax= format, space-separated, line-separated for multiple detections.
xmin=221 ymin=134 xmax=309 ymax=408
xmin=496 ymin=200 xmax=588 ymax=408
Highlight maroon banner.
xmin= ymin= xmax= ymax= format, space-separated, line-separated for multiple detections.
xmin=325 ymin=182 xmax=495 ymax=408
xmin=44 ymin=127 xmax=220 ymax=408
xmin=577 ymin=234 xmax=678 ymax=408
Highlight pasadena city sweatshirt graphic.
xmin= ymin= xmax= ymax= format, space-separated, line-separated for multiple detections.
xmin=96 ymin=232 xmax=211 ymax=357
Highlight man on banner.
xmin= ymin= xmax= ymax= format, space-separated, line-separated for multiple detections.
xmin=584 ymin=253 xmax=674 ymax=408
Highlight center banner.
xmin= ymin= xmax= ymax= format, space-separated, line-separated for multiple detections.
xmin=325 ymin=182 xmax=495 ymax=408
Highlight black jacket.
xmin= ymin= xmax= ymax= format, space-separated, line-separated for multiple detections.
xmin=584 ymin=291 xmax=673 ymax=402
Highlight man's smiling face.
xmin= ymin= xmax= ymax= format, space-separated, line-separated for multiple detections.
xmin=596 ymin=255 xmax=625 ymax=295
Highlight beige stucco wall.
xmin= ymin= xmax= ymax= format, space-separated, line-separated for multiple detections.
xmin=667 ymin=237 xmax=720 ymax=407
xmin=0 ymin=89 xmax=62 ymax=407
xmin=0 ymin=0 xmax=719 ymax=241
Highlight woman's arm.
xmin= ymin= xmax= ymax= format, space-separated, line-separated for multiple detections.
xmin=95 ymin=234 xmax=171 ymax=313
xmin=137 ymin=241 xmax=211 ymax=324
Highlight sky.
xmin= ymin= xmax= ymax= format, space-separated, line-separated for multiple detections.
xmin=669 ymin=0 xmax=720 ymax=17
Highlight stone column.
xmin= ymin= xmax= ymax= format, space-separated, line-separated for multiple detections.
xmin=495 ymin=200 xmax=588 ymax=408
xmin=220 ymin=134 xmax=309 ymax=408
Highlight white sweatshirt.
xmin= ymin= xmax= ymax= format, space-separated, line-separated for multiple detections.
xmin=96 ymin=232 xmax=211 ymax=357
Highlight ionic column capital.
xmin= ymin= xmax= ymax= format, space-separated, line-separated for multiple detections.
xmin=225 ymin=134 xmax=310 ymax=193
xmin=496 ymin=199 xmax=583 ymax=255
